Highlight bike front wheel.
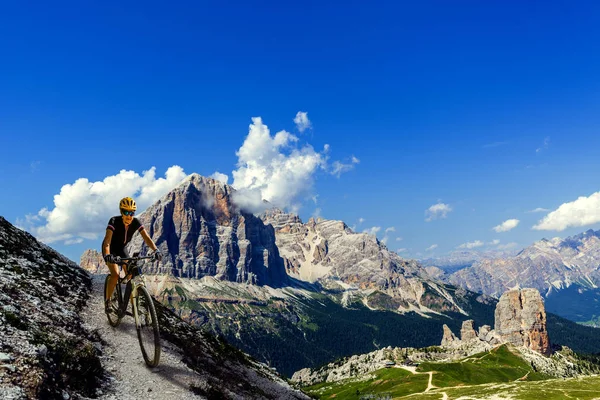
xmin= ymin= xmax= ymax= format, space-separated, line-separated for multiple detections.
xmin=134 ymin=286 xmax=161 ymax=367
xmin=104 ymin=275 xmax=121 ymax=327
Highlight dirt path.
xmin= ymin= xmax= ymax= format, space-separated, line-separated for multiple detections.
xmin=397 ymin=365 xmax=436 ymax=393
xmin=80 ymin=276 xmax=206 ymax=399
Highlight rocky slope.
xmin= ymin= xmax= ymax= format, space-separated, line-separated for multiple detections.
xmin=0 ymin=216 xmax=105 ymax=399
xmin=0 ymin=216 xmax=309 ymax=399
xmin=261 ymin=208 xmax=470 ymax=314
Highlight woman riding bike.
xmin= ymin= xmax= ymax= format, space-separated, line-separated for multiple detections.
xmin=102 ymin=197 xmax=162 ymax=312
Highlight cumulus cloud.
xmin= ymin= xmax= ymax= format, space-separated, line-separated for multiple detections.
xmin=458 ymin=240 xmax=484 ymax=249
xmin=231 ymin=117 xmax=326 ymax=213
xmin=210 ymin=171 xmax=229 ymax=184
xmin=533 ymin=192 xmax=600 ymax=231
xmin=489 ymin=239 xmax=500 ymax=245
xmin=426 ymin=244 xmax=438 ymax=252
xmin=20 ymin=166 xmax=188 ymax=244
xmin=294 ymin=111 xmax=312 ymax=132
xmin=493 ymin=219 xmax=520 ymax=232
xmin=425 ymin=202 xmax=452 ymax=222
xmin=331 ymin=156 xmax=360 ymax=178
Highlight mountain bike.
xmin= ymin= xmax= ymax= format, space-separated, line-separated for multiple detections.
xmin=103 ymin=253 xmax=161 ymax=367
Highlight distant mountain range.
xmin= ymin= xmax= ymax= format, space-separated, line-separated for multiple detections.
xmin=429 ymin=230 xmax=600 ymax=326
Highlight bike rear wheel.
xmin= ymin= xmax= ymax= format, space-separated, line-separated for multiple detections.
xmin=103 ymin=275 xmax=122 ymax=327
xmin=134 ymin=286 xmax=161 ymax=367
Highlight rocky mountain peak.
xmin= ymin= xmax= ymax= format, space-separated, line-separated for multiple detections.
xmin=126 ymin=174 xmax=289 ymax=287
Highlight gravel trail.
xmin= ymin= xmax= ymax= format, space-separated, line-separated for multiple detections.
xmin=80 ymin=276 xmax=204 ymax=400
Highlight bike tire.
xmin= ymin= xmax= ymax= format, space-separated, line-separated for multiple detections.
xmin=134 ymin=286 xmax=161 ymax=367
xmin=104 ymin=275 xmax=122 ymax=327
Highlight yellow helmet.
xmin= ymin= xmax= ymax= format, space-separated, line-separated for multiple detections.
xmin=119 ymin=197 xmax=137 ymax=212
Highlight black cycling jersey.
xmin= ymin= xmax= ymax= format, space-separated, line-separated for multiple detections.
xmin=106 ymin=216 xmax=144 ymax=257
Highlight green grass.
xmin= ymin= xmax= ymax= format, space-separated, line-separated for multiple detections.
xmin=418 ymin=344 xmax=550 ymax=387
xmin=303 ymin=345 xmax=557 ymax=399
xmin=305 ymin=367 xmax=428 ymax=399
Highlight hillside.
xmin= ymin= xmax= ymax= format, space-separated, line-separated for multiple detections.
xmin=0 ymin=216 xmax=308 ymax=399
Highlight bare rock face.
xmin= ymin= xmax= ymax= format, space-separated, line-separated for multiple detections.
xmin=495 ymin=288 xmax=551 ymax=355
xmin=460 ymin=320 xmax=478 ymax=342
xmin=441 ymin=324 xmax=458 ymax=347
xmin=478 ymin=325 xmax=491 ymax=340
xmin=127 ymin=174 xmax=289 ymax=287
xmin=261 ymin=209 xmax=467 ymax=313
xmin=79 ymin=249 xmax=107 ymax=274
xmin=440 ymin=288 xmax=551 ymax=356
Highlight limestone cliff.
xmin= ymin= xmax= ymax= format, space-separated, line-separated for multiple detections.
xmin=440 ymin=288 xmax=551 ymax=356
xmin=79 ymin=249 xmax=107 ymax=275
xmin=495 ymin=288 xmax=551 ymax=355
xmin=127 ymin=174 xmax=289 ymax=287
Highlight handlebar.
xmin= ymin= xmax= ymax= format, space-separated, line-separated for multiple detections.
xmin=117 ymin=256 xmax=154 ymax=264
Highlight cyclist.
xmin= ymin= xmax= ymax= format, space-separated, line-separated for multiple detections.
xmin=102 ymin=197 xmax=163 ymax=312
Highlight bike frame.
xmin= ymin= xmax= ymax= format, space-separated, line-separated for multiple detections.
xmin=113 ymin=256 xmax=153 ymax=321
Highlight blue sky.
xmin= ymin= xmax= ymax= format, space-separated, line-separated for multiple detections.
xmin=2 ymin=1 xmax=600 ymax=262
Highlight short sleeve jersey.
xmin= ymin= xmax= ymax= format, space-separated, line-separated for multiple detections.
xmin=106 ymin=216 xmax=144 ymax=252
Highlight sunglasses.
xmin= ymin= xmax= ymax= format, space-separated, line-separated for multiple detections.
xmin=121 ymin=210 xmax=135 ymax=216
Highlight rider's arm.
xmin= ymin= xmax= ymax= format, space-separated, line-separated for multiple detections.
xmin=139 ymin=228 xmax=158 ymax=252
xmin=102 ymin=229 xmax=113 ymax=257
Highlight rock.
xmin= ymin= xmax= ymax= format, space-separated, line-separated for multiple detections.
xmin=0 ymin=352 xmax=13 ymax=362
xmin=79 ymin=249 xmax=107 ymax=275
xmin=495 ymin=288 xmax=551 ymax=355
xmin=478 ymin=325 xmax=491 ymax=340
xmin=127 ymin=174 xmax=289 ymax=287
xmin=460 ymin=320 xmax=478 ymax=342
xmin=441 ymin=324 xmax=458 ymax=347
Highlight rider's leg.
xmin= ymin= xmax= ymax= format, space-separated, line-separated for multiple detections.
xmin=105 ymin=262 xmax=119 ymax=302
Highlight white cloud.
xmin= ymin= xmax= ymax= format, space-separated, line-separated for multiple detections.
xmin=21 ymin=166 xmax=188 ymax=244
xmin=358 ymin=218 xmax=365 ymax=225
xmin=528 ymin=207 xmax=550 ymax=213
xmin=458 ymin=240 xmax=484 ymax=249
xmin=426 ymin=244 xmax=438 ymax=252
xmin=363 ymin=226 xmax=381 ymax=237
xmin=397 ymin=248 xmax=407 ymax=253
xmin=489 ymin=239 xmax=500 ymax=245
xmin=396 ymin=237 xmax=403 ymax=242
xmin=312 ymin=208 xmax=322 ymax=219
xmin=385 ymin=227 xmax=396 ymax=233
xmin=210 ymin=171 xmax=229 ymax=184
xmin=294 ymin=111 xmax=312 ymax=132
xmin=331 ymin=156 xmax=360 ymax=178
xmin=536 ymin=136 xmax=551 ymax=153
xmin=425 ymin=202 xmax=452 ymax=222
xmin=493 ymin=219 xmax=520 ymax=233
xmin=231 ymin=117 xmax=326 ymax=213
xmin=533 ymin=192 xmax=600 ymax=231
